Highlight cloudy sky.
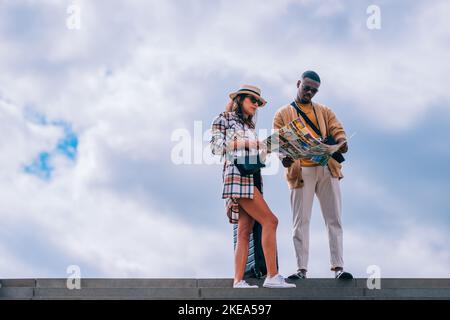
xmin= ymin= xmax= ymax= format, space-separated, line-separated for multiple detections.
xmin=1 ymin=0 xmax=449 ymax=279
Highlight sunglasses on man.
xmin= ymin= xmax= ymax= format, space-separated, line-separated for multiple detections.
xmin=302 ymin=85 xmax=318 ymax=94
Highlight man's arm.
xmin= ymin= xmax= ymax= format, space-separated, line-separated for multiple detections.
xmin=272 ymin=109 xmax=285 ymax=131
xmin=326 ymin=108 xmax=348 ymax=153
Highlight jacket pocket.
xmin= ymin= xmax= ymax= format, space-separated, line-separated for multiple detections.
xmin=327 ymin=158 xmax=343 ymax=178
xmin=285 ymin=160 xmax=301 ymax=182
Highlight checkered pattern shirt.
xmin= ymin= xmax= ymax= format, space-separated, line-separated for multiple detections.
xmin=210 ymin=111 xmax=262 ymax=223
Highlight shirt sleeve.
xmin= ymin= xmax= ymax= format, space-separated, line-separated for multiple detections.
xmin=272 ymin=110 xmax=287 ymax=160
xmin=210 ymin=114 xmax=228 ymax=158
xmin=325 ymin=107 xmax=346 ymax=142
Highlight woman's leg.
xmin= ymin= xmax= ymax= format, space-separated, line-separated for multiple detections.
xmin=234 ymin=210 xmax=254 ymax=284
xmin=237 ymin=188 xmax=279 ymax=278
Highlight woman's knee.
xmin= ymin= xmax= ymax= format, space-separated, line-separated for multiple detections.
xmin=237 ymin=229 xmax=251 ymax=243
xmin=237 ymin=219 xmax=253 ymax=242
xmin=263 ymin=213 xmax=278 ymax=229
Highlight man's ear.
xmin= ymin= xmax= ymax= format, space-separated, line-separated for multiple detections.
xmin=297 ymin=80 xmax=301 ymax=88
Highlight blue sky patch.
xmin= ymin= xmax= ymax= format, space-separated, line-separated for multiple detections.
xmin=23 ymin=109 xmax=78 ymax=180
xmin=23 ymin=151 xmax=53 ymax=180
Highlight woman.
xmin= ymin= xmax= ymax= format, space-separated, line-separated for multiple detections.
xmin=210 ymin=84 xmax=295 ymax=289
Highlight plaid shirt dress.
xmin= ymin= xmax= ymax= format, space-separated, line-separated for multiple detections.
xmin=210 ymin=111 xmax=263 ymax=224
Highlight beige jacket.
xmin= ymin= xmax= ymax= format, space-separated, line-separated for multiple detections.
xmin=272 ymin=102 xmax=347 ymax=189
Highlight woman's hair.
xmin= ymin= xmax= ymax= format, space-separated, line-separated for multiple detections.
xmin=225 ymin=94 xmax=256 ymax=129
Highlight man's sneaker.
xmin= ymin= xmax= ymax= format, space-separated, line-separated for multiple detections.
xmin=335 ymin=270 xmax=353 ymax=280
xmin=263 ymin=274 xmax=296 ymax=288
xmin=288 ymin=270 xmax=307 ymax=280
xmin=233 ymin=280 xmax=259 ymax=288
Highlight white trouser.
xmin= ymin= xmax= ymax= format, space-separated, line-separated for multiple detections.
xmin=290 ymin=166 xmax=344 ymax=271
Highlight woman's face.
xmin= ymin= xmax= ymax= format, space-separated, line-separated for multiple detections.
xmin=240 ymin=95 xmax=260 ymax=116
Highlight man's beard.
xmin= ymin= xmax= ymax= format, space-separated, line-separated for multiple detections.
xmin=300 ymin=96 xmax=311 ymax=103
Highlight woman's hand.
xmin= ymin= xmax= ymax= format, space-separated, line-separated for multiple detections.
xmin=227 ymin=139 xmax=260 ymax=151
xmin=246 ymin=140 xmax=259 ymax=150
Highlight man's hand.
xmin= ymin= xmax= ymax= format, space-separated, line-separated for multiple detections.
xmin=282 ymin=156 xmax=295 ymax=168
xmin=337 ymin=139 xmax=348 ymax=153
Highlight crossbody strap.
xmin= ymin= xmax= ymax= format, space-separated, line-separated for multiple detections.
xmin=290 ymin=101 xmax=323 ymax=139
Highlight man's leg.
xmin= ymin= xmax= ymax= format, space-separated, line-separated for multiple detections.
xmin=316 ymin=166 xmax=344 ymax=271
xmin=290 ymin=167 xmax=317 ymax=273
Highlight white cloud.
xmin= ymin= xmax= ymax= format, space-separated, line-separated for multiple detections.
xmin=0 ymin=158 xmax=235 ymax=278
xmin=0 ymin=96 xmax=231 ymax=278
xmin=271 ymin=163 xmax=450 ymax=278
xmin=350 ymin=224 xmax=450 ymax=277
xmin=274 ymin=206 xmax=450 ymax=278
xmin=1 ymin=0 xmax=449 ymax=279
xmin=0 ymin=98 xmax=62 ymax=179
xmin=3 ymin=0 xmax=450 ymax=132
xmin=0 ymin=243 xmax=36 ymax=276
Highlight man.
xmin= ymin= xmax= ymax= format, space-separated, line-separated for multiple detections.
xmin=272 ymin=70 xmax=353 ymax=279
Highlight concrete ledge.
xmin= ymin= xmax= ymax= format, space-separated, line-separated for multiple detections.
xmin=35 ymin=278 xmax=198 ymax=289
xmin=0 ymin=287 xmax=34 ymax=299
xmin=34 ymin=288 xmax=201 ymax=300
xmin=0 ymin=279 xmax=36 ymax=287
xmin=1 ymin=278 xmax=450 ymax=300
xmin=363 ymin=288 xmax=450 ymax=298
xmin=199 ymin=287 xmax=365 ymax=300
xmin=355 ymin=278 xmax=450 ymax=288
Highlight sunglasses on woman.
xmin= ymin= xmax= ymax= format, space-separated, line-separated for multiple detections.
xmin=246 ymin=95 xmax=262 ymax=106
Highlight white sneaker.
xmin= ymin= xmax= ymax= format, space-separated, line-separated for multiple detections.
xmin=263 ymin=274 xmax=296 ymax=288
xmin=233 ymin=280 xmax=259 ymax=288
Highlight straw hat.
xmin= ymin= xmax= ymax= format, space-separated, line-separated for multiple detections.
xmin=228 ymin=84 xmax=267 ymax=107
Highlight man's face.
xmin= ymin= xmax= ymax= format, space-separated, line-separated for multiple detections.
xmin=297 ymin=77 xmax=320 ymax=103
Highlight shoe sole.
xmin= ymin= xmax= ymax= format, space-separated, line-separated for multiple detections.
xmin=288 ymin=276 xmax=306 ymax=280
xmin=263 ymin=284 xmax=296 ymax=288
